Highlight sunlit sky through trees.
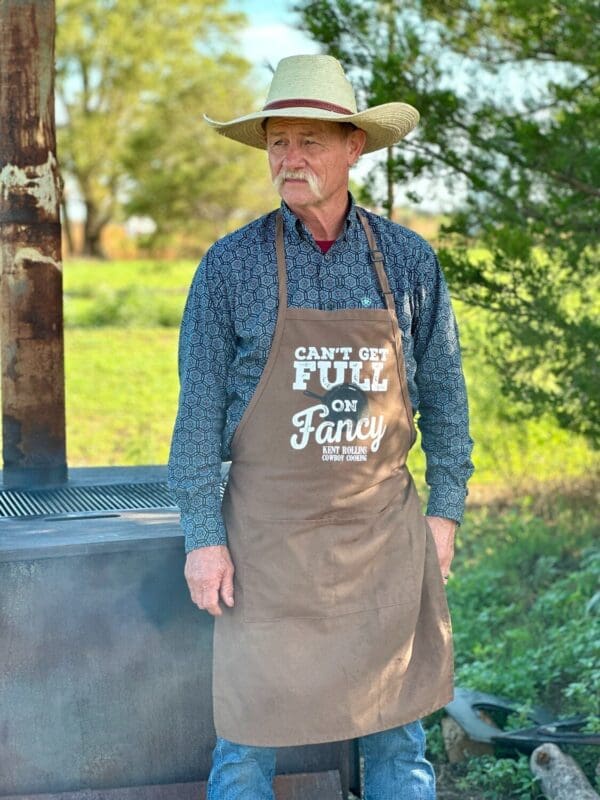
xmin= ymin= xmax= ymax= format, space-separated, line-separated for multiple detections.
xmin=231 ymin=0 xmax=317 ymax=70
xmin=57 ymin=1 xmax=578 ymax=221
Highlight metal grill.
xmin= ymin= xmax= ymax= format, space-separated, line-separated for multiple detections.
xmin=0 ymin=481 xmax=176 ymax=518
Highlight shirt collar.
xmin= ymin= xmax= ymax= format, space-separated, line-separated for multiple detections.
xmin=279 ymin=193 xmax=359 ymax=242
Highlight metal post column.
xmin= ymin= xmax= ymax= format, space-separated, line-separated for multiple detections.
xmin=0 ymin=0 xmax=67 ymax=486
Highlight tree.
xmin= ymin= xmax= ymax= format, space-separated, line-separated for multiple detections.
xmin=122 ymin=56 xmax=276 ymax=253
xmin=56 ymin=0 xmax=273 ymax=256
xmin=295 ymin=0 xmax=599 ymax=444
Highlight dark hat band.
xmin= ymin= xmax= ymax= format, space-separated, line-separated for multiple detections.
xmin=262 ymin=98 xmax=353 ymax=115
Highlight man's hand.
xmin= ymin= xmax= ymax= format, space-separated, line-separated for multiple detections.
xmin=184 ymin=545 xmax=235 ymax=616
xmin=425 ymin=516 xmax=457 ymax=582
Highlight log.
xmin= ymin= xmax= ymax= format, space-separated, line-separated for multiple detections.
xmin=530 ymin=743 xmax=599 ymax=800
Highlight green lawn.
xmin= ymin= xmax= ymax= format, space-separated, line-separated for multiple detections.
xmin=65 ymin=327 xmax=180 ymax=466
xmin=63 ymin=259 xmax=195 ymax=329
xmin=62 ymin=259 xmax=595 ymax=494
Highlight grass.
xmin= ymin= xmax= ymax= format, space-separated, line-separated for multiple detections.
xmin=65 ymin=327 xmax=179 ymax=466
xmin=63 ymin=259 xmax=194 ymax=328
xmin=62 ymin=259 xmax=190 ymax=466
xmin=61 ymin=259 xmax=596 ymax=493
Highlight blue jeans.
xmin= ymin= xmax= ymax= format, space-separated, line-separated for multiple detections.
xmin=206 ymin=720 xmax=436 ymax=799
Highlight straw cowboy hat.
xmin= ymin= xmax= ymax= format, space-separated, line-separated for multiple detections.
xmin=204 ymin=54 xmax=419 ymax=155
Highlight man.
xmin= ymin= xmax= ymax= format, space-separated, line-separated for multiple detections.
xmin=168 ymin=54 xmax=474 ymax=799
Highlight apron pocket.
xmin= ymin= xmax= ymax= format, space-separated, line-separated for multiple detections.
xmin=240 ymin=502 xmax=423 ymax=623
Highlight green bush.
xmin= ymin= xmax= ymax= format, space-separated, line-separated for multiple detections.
xmin=425 ymin=496 xmax=600 ymax=798
xmin=450 ymin=503 xmax=599 ymax=716
xmin=63 ymin=259 xmax=193 ymax=329
xmin=65 ymin=284 xmax=184 ymax=328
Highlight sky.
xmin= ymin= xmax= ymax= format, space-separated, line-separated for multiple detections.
xmin=230 ymin=0 xmax=318 ymax=72
xmin=230 ymin=0 xmax=320 ymax=88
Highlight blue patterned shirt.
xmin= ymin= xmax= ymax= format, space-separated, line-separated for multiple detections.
xmin=168 ymin=197 xmax=474 ymax=553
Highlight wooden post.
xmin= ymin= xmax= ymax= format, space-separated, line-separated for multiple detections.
xmin=0 ymin=0 xmax=67 ymax=486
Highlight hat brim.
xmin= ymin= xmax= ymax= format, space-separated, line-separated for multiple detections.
xmin=203 ymin=103 xmax=419 ymax=155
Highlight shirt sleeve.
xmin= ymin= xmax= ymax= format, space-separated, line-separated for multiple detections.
xmin=412 ymin=247 xmax=474 ymax=524
xmin=167 ymin=249 xmax=235 ymax=552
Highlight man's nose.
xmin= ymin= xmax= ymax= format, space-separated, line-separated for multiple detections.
xmin=282 ymin=142 xmax=305 ymax=168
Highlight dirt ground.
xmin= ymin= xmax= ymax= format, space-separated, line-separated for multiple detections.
xmin=436 ymin=764 xmax=484 ymax=799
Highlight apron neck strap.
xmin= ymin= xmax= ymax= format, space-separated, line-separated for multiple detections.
xmin=275 ymin=209 xmax=394 ymax=314
xmin=356 ymin=209 xmax=396 ymax=314
xmin=275 ymin=212 xmax=288 ymax=310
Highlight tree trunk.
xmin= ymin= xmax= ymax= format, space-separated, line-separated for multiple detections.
xmin=384 ymin=3 xmax=395 ymax=220
xmin=82 ymin=199 xmax=107 ymax=258
xmin=530 ymin=743 xmax=600 ymax=800
xmin=385 ymin=146 xmax=394 ymax=219
xmin=61 ymin=195 xmax=74 ymax=256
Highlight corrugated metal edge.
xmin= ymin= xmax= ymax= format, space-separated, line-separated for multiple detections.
xmin=0 ymin=482 xmax=172 ymax=518
xmin=0 ymin=478 xmax=229 ymax=518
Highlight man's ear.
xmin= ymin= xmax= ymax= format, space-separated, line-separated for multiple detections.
xmin=348 ymin=128 xmax=367 ymax=164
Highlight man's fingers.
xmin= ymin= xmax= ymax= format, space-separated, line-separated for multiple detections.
xmin=199 ymin=584 xmax=222 ymax=616
xmin=439 ymin=550 xmax=454 ymax=577
xmin=220 ymin=568 xmax=235 ymax=607
xmin=188 ymin=580 xmax=222 ymax=615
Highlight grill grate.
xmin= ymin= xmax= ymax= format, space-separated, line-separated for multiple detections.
xmin=0 ymin=478 xmax=229 ymax=518
xmin=0 ymin=481 xmax=176 ymax=518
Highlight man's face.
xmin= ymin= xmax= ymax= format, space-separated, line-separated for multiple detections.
xmin=265 ymin=118 xmax=365 ymax=212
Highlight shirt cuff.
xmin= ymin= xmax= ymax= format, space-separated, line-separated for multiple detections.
xmin=180 ymin=512 xmax=228 ymax=553
xmin=426 ymin=485 xmax=467 ymax=526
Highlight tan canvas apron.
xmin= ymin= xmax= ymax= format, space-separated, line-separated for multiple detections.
xmin=213 ymin=211 xmax=453 ymax=747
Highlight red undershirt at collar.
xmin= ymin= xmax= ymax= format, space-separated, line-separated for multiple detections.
xmin=316 ymin=240 xmax=335 ymax=254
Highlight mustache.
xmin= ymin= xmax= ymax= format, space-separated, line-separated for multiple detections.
xmin=273 ymin=169 xmax=322 ymax=199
